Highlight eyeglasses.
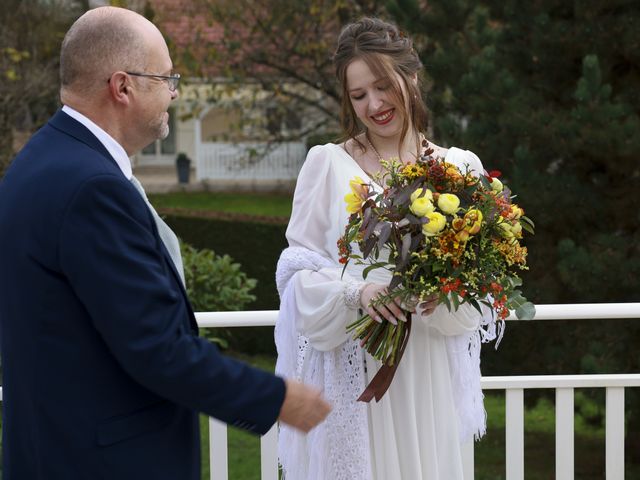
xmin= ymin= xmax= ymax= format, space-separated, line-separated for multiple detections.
xmin=126 ymin=72 xmax=181 ymax=92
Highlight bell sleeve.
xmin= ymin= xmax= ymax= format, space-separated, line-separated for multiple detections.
xmin=285 ymin=145 xmax=362 ymax=351
xmin=422 ymin=303 xmax=482 ymax=336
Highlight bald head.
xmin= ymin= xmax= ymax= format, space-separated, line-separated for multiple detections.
xmin=60 ymin=6 xmax=161 ymax=97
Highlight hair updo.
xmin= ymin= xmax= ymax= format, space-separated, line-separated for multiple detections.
xmin=333 ymin=17 xmax=428 ymax=152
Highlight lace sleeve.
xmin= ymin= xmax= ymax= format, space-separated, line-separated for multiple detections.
xmin=344 ymin=278 xmax=365 ymax=309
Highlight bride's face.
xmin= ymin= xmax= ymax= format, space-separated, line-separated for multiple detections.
xmin=345 ymin=57 xmax=412 ymax=140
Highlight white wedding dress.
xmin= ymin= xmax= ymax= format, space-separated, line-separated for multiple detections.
xmin=281 ymin=143 xmax=487 ymax=480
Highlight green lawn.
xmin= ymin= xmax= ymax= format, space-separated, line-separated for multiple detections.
xmin=148 ymin=192 xmax=293 ymax=218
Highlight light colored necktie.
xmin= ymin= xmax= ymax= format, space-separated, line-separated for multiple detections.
xmin=129 ymin=176 xmax=185 ymax=286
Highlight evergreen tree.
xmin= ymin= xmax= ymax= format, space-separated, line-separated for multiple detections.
xmin=388 ymin=0 xmax=640 ymax=449
xmin=389 ymin=0 xmax=640 ymax=304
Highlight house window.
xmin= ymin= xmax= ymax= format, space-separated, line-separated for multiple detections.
xmin=266 ymin=106 xmax=302 ymax=135
xmin=266 ymin=106 xmax=282 ymax=136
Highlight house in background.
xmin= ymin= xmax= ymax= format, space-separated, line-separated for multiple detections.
xmin=129 ymin=0 xmax=339 ymax=192
xmin=131 ymin=81 xmax=312 ymax=192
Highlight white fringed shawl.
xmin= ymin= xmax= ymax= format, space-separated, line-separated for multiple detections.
xmin=275 ymin=247 xmax=371 ymax=480
xmin=275 ymin=246 xmax=501 ymax=479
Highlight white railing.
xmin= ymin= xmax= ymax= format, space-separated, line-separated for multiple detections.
xmin=1 ymin=303 xmax=638 ymax=479
xmin=197 ymin=303 xmax=640 ymax=480
xmin=196 ymin=142 xmax=306 ymax=181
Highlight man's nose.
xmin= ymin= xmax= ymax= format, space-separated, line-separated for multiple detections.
xmin=171 ymin=88 xmax=179 ymax=100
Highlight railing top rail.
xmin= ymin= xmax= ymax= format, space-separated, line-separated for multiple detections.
xmin=481 ymin=373 xmax=640 ymax=390
xmin=195 ymin=303 xmax=640 ymax=328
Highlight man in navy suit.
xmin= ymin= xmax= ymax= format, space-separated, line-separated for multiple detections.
xmin=0 ymin=6 xmax=330 ymax=479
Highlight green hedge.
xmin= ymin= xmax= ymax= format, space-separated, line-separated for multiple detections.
xmin=164 ymin=214 xmax=287 ymax=354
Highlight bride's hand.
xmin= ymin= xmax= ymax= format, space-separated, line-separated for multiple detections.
xmin=417 ymin=294 xmax=439 ymax=317
xmin=359 ymin=283 xmax=409 ymax=325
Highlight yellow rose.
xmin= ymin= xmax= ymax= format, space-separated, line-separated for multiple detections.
xmin=422 ymin=211 xmax=447 ymax=236
xmin=410 ymin=187 xmax=433 ymax=203
xmin=491 ymin=177 xmax=504 ymax=193
xmin=510 ymin=221 xmax=523 ymax=236
xmin=437 ymin=193 xmax=460 ymax=214
xmin=410 ymin=196 xmax=435 ymax=217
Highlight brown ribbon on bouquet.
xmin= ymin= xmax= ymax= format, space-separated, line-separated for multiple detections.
xmin=357 ymin=316 xmax=412 ymax=403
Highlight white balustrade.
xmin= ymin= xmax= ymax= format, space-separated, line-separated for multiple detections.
xmin=196 ymin=142 xmax=306 ymax=181
xmin=505 ymin=388 xmax=524 ymax=480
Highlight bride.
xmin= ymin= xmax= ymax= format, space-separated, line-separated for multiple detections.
xmin=275 ymin=17 xmax=498 ymax=480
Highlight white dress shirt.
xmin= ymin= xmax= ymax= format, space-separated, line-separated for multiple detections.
xmin=62 ymin=105 xmax=132 ymax=179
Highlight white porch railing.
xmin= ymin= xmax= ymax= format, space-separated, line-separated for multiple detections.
xmin=196 ymin=142 xmax=306 ymax=181
xmin=197 ymin=303 xmax=640 ymax=480
xmin=1 ymin=303 xmax=639 ymax=479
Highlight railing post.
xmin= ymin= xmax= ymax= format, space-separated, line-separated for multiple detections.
xmin=606 ymin=387 xmax=625 ymax=480
xmin=506 ymin=388 xmax=524 ymax=480
xmin=555 ymin=387 xmax=574 ymax=479
xmin=461 ymin=440 xmax=475 ymax=480
xmin=209 ymin=418 xmax=229 ymax=480
xmin=260 ymin=423 xmax=279 ymax=480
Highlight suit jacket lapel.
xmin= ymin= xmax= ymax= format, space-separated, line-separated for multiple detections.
xmin=49 ymin=110 xmax=199 ymax=333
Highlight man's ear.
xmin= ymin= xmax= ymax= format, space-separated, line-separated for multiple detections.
xmin=107 ymin=72 xmax=131 ymax=105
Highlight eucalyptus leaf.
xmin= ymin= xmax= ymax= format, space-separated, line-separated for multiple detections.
xmin=395 ymin=188 xmax=411 ymax=205
xmin=362 ymin=205 xmax=372 ymax=230
xmin=521 ymin=215 xmax=535 ymax=228
xmin=401 ymin=233 xmax=412 ymax=263
xmin=364 ymin=216 xmax=379 ymax=241
xmin=406 ymin=213 xmax=423 ymax=225
xmin=410 ymin=232 xmax=423 ymax=252
xmin=521 ymin=221 xmax=535 ymax=235
xmin=377 ymin=222 xmax=392 ymax=249
xmin=515 ymin=301 xmax=536 ymax=320
xmin=362 ymin=236 xmax=378 ymax=258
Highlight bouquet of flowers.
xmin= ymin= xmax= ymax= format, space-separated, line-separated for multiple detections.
xmin=339 ymin=143 xmax=535 ymax=400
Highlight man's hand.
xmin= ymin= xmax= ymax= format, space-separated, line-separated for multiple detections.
xmin=278 ymin=380 xmax=331 ymax=432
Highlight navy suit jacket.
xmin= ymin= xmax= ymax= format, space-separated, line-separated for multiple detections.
xmin=0 ymin=110 xmax=286 ymax=479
